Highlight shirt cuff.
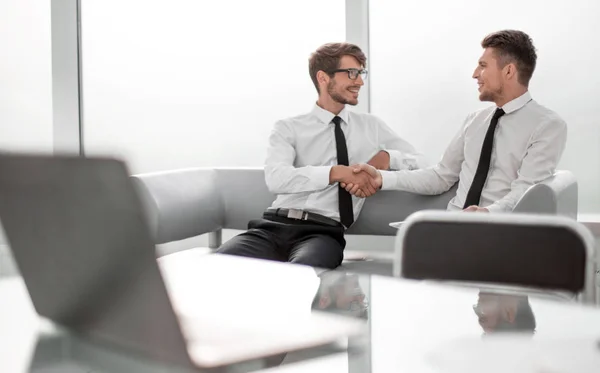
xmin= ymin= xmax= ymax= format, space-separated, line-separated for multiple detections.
xmin=381 ymin=148 xmax=418 ymax=171
xmin=380 ymin=170 xmax=397 ymax=190
xmin=314 ymin=166 xmax=334 ymax=189
xmin=384 ymin=149 xmax=400 ymax=170
xmin=484 ymin=202 xmax=509 ymax=213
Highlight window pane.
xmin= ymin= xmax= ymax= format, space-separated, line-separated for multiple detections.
xmin=370 ymin=0 xmax=600 ymax=212
xmin=0 ymin=0 xmax=53 ymax=153
xmin=81 ymin=0 xmax=345 ymax=174
xmin=0 ymin=0 xmax=52 ymax=275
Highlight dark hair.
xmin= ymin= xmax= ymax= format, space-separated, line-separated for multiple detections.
xmin=308 ymin=42 xmax=367 ymax=93
xmin=481 ymin=30 xmax=537 ymax=86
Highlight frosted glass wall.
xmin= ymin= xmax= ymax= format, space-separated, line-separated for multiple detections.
xmin=0 ymin=0 xmax=53 ymax=153
xmin=81 ymin=0 xmax=346 ymax=174
xmin=0 ymin=0 xmax=52 ymax=275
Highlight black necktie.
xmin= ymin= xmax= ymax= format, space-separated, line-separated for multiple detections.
xmin=463 ymin=108 xmax=506 ymax=208
xmin=332 ymin=116 xmax=354 ymax=228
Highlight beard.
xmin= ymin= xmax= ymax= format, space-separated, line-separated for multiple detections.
xmin=327 ymin=80 xmax=358 ymax=106
xmin=479 ymin=85 xmax=503 ymax=102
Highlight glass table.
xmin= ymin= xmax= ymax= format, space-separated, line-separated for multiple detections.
xmin=2 ymin=249 xmax=600 ymax=372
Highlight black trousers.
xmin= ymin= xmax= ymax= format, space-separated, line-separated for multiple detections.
xmin=216 ymin=216 xmax=346 ymax=269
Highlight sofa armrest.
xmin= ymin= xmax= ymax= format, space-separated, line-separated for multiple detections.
xmin=131 ymin=168 xmax=224 ymax=244
xmin=513 ymin=170 xmax=578 ymax=218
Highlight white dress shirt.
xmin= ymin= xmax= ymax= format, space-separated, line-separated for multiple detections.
xmin=265 ymin=104 xmax=428 ymax=222
xmin=380 ymin=91 xmax=567 ymax=212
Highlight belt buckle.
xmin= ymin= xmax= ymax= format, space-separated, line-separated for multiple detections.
xmin=287 ymin=209 xmax=305 ymax=220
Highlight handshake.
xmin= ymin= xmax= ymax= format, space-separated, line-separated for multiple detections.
xmin=331 ymin=163 xmax=383 ymax=198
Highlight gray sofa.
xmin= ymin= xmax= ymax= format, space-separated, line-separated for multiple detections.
xmin=0 ymin=167 xmax=578 ymax=278
xmin=131 ymin=168 xmax=578 ymax=255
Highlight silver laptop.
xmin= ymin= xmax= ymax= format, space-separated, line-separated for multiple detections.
xmin=0 ymin=154 xmax=365 ymax=370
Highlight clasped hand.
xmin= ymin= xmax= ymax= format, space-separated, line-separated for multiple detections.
xmin=339 ymin=164 xmax=382 ymax=198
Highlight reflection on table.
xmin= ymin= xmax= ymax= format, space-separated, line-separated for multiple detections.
xmin=474 ymin=292 xmax=536 ymax=335
xmin=1 ymin=251 xmax=600 ymax=372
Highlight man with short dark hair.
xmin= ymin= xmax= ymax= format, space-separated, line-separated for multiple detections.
xmin=347 ymin=30 xmax=567 ymax=213
xmin=217 ymin=42 xmax=426 ymax=269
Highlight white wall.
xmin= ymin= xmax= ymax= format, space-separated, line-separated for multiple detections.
xmin=81 ymin=0 xmax=346 ymax=175
xmin=370 ymin=0 xmax=600 ymax=213
xmin=0 ymin=0 xmax=52 ymax=275
xmin=0 ymin=0 xmax=53 ymax=153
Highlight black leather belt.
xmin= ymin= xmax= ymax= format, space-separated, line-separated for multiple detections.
xmin=263 ymin=208 xmax=343 ymax=228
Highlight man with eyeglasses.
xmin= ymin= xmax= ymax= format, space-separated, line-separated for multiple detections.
xmin=217 ymin=42 xmax=427 ymax=269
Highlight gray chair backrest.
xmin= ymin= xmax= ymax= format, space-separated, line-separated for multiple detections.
xmin=394 ymin=210 xmax=596 ymax=304
xmin=347 ymin=187 xmax=455 ymax=236
xmin=216 ymin=168 xmax=276 ymax=230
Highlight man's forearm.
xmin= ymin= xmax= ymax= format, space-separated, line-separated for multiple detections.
xmin=367 ymin=151 xmax=390 ymax=170
xmin=380 ymin=167 xmax=457 ymax=194
xmin=329 ymin=165 xmax=347 ymax=184
xmin=385 ymin=149 xmax=429 ymax=171
xmin=265 ymin=164 xmax=332 ymax=194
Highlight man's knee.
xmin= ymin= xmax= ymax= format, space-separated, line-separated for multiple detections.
xmin=215 ymin=235 xmax=244 ymax=255
xmin=215 ymin=234 xmax=262 ymax=257
xmin=289 ymin=249 xmax=343 ymax=269
xmin=216 ymin=230 xmax=283 ymax=262
xmin=289 ymin=234 xmax=344 ymax=269
xmin=290 ymin=255 xmax=342 ymax=269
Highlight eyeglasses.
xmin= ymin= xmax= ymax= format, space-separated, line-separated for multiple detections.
xmin=330 ymin=68 xmax=368 ymax=80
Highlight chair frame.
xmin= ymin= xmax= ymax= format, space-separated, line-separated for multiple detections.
xmin=393 ymin=210 xmax=597 ymax=304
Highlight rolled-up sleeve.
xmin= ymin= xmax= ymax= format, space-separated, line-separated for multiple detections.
xmin=374 ymin=117 xmax=429 ymax=170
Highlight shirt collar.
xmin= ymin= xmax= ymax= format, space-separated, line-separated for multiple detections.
xmin=312 ymin=103 xmax=350 ymax=126
xmin=501 ymin=91 xmax=532 ymax=114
